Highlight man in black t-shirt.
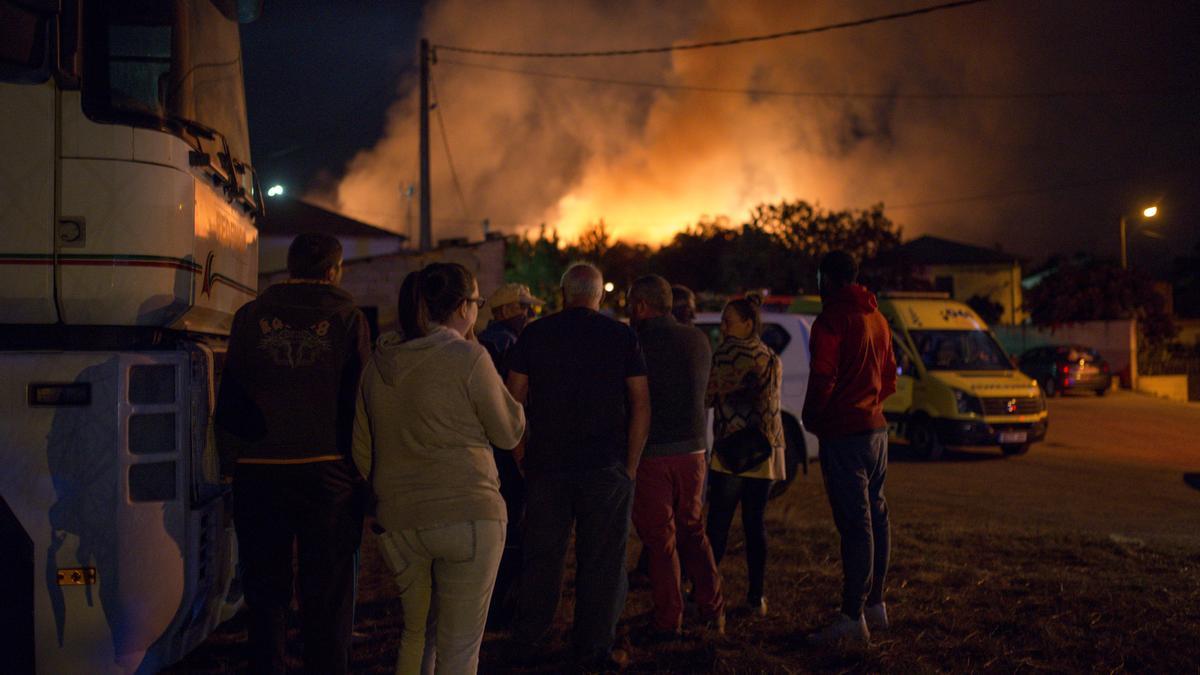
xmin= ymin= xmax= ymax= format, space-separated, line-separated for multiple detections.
xmin=506 ymin=263 xmax=651 ymax=670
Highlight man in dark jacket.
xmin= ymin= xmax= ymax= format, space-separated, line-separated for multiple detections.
xmin=629 ymin=275 xmax=725 ymax=638
xmin=215 ymin=233 xmax=370 ymax=674
xmin=803 ymin=250 xmax=897 ymax=647
xmin=477 ymin=282 xmax=544 ymax=627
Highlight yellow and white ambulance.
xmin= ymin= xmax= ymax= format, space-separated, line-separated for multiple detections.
xmin=787 ymin=292 xmax=1048 ymax=459
xmin=877 ymin=293 xmax=1047 ymax=459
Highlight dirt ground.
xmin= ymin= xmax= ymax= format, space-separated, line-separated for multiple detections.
xmin=169 ymin=391 xmax=1200 ymax=673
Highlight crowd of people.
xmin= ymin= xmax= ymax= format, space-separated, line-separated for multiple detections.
xmin=215 ymin=233 xmax=897 ymax=674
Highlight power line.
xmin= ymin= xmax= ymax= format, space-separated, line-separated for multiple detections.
xmin=432 ymin=0 xmax=988 ymax=59
xmin=429 ymin=71 xmax=473 ymax=223
xmin=439 ymin=57 xmax=1182 ymax=102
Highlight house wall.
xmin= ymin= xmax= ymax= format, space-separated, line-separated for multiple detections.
xmin=1137 ymin=375 xmax=1189 ymax=403
xmin=261 ymin=238 xmax=506 ymax=336
xmin=924 ymin=262 xmax=1025 ymax=325
xmin=259 ymin=235 xmax=407 ymax=276
xmin=1175 ymin=318 xmax=1200 ymax=347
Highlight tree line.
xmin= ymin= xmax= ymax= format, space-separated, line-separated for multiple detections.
xmin=503 ymin=197 xmax=1183 ymax=347
xmin=504 ymin=199 xmax=902 ymax=311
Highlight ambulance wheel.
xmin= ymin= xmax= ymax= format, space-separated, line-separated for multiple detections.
xmin=908 ymin=417 xmax=944 ymax=461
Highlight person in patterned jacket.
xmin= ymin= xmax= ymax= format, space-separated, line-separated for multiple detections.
xmin=704 ymin=292 xmax=785 ymax=617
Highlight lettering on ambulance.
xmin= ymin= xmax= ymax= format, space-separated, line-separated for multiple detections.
xmin=907 ymin=307 xmax=922 ymax=327
xmin=940 ymin=308 xmax=975 ymax=321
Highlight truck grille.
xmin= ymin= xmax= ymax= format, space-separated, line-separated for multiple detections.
xmin=981 ymin=396 xmax=1043 ymax=415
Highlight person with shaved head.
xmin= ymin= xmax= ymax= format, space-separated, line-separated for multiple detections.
xmin=628 ymin=275 xmax=725 ymax=640
xmin=506 ymin=262 xmax=651 ymax=670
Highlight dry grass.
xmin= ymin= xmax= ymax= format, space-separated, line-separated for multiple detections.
xmin=170 ymin=478 xmax=1200 ymax=674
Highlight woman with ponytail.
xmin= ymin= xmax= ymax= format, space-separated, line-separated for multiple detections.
xmin=353 ymin=263 xmax=525 ymax=673
xmin=704 ymin=292 xmax=785 ymax=617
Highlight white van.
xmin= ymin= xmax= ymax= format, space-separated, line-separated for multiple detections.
xmin=694 ymin=311 xmax=820 ymax=496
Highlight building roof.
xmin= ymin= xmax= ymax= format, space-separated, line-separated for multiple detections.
xmin=877 ymin=235 xmax=1021 ymax=266
xmin=256 ymin=196 xmax=406 ymax=240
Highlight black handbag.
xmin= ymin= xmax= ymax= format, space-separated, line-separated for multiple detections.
xmin=713 ymin=425 xmax=773 ymax=474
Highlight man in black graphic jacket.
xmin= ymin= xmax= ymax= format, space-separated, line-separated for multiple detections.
xmin=215 ymin=233 xmax=370 ymax=675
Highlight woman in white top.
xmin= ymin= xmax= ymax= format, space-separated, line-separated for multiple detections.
xmin=353 ymin=263 xmax=525 ymax=674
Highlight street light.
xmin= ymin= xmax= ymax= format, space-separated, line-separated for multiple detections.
xmin=1119 ymin=204 xmax=1158 ymax=270
xmin=266 ymin=184 xmax=285 ymax=197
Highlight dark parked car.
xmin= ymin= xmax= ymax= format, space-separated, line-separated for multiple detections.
xmin=1018 ymin=345 xmax=1112 ymax=397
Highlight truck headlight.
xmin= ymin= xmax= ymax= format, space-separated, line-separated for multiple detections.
xmin=953 ymin=388 xmax=983 ymax=415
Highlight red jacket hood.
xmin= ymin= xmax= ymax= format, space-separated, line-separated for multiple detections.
xmin=803 ymin=282 xmax=895 ymax=439
xmin=826 ymin=284 xmax=879 ymax=314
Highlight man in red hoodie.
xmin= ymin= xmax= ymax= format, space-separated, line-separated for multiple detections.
xmin=803 ymin=250 xmax=897 ymax=647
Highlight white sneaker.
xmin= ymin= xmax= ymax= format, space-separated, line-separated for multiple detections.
xmin=807 ymin=613 xmax=870 ymax=647
xmin=865 ymin=602 xmax=888 ymax=631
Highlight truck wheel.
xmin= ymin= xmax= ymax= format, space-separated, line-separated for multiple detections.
xmin=768 ymin=416 xmax=805 ymax=500
xmin=1095 ymin=386 xmax=1108 ymax=397
xmin=907 ymin=418 xmax=944 ymax=460
xmin=1001 ymin=442 xmax=1031 ymax=456
xmin=1042 ymin=379 xmax=1057 ymax=397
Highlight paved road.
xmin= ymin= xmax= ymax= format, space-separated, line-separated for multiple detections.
xmin=883 ymin=390 xmax=1200 ymax=549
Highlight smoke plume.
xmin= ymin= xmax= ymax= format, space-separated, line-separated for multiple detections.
xmin=329 ymin=0 xmax=1191 ymax=257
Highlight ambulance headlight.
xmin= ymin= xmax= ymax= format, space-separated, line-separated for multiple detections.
xmin=953 ymin=388 xmax=983 ymax=416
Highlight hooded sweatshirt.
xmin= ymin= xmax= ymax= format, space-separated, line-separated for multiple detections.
xmin=352 ymin=327 xmax=525 ymax=532
xmin=802 ymin=284 xmax=897 ymax=439
xmin=215 ymin=281 xmax=370 ymax=467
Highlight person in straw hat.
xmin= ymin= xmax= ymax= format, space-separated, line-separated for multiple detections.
xmin=476 ymin=283 xmax=543 ymax=627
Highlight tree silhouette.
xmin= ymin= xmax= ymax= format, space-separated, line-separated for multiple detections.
xmin=504 ymin=225 xmax=567 ymax=311
xmin=966 ymin=294 xmax=1005 ymax=325
xmin=504 ymin=198 xmax=905 ymax=302
xmin=1025 ymin=261 xmax=1177 ymax=345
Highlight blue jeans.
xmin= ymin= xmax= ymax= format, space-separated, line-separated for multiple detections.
xmin=514 ymin=464 xmax=634 ymax=662
xmin=819 ymin=429 xmax=890 ymax=618
xmin=377 ymin=519 xmax=506 ymax=675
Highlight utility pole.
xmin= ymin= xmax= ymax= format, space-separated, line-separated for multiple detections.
xmin=418 ymin=38 xmax=432 ymax=252
xmin=1119 ymin=215 xmax=1128 ymax=270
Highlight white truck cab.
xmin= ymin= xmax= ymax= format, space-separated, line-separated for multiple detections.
xmin=1 ymin=2 xmax=262 ymax=671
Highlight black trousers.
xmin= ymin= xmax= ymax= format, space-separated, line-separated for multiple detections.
xmin=819 ymin=429 xmax=890 ymax=618
xmin=488 ymin=447 xmax=526 ymax=628
xmin=705 ymin=470 xmax=772 ymax=603
xmin=515 ymin=465 xmax=634 ymax=663
xmin=233 ymin=460 xmax=364 ymax=675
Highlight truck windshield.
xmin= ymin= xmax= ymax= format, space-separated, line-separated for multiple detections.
xmin=911 ymin=329 xmax=1012 ymax=371
xmin=83 ymin=0 xmax=251 ymax=165
xmin=0 ymin=1 xmax=51 ymax=82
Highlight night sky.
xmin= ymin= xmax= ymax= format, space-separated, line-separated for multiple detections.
xmin=240 ymin=1 xmax=422 ymax=199
xmin=240 ymin=1 xmax=1200 ymax=273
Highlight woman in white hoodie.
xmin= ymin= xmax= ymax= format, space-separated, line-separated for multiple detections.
xmin=353 ymin=263 xmax=525 ymax=674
